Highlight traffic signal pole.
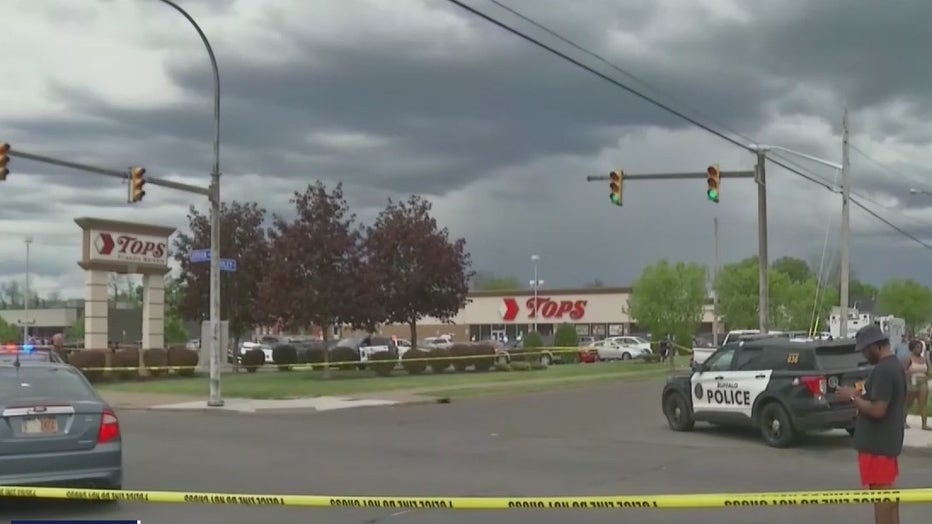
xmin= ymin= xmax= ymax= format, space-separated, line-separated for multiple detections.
xmin=586 ymin=171 xmax=755 ymax=181
xmin=586 ymin=168 xmax=765 ymax=333
xmin=5 ymin=149 xmax=210 ymax=196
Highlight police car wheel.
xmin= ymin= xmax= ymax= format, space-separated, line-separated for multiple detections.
xmin=758 ymin=402 xmax=797 ymax=448
xmin=539 ymin=354 xmax=552 ymax=366
xmin=663 ymin=392 xmax=695 ymax=431
xmin=621 ymin=352 xmax=631 ymax=360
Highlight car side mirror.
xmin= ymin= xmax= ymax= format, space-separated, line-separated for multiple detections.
xmin=691 ymin=361 xmax=704 ymax=372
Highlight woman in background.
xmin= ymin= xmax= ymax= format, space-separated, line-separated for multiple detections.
xmin=904 ymin=339 xmax=930 ymax=430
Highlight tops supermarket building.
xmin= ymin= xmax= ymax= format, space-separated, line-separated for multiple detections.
xmin=378 ymin=287 xmax=719 ymax=342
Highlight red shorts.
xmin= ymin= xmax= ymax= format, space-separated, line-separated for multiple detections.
xmin=858 ymin=452 xmax=899 ymax=488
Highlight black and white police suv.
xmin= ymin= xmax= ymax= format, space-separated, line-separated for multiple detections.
xmin=661 ymin=337 xmax=871 ymax=448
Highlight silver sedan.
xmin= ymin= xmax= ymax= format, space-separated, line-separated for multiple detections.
xmin=0 ymin=350 xmax=122 ymax=490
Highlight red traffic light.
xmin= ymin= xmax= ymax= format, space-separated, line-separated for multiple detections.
xmin=0 ymin=143 xmax=9 ymax=181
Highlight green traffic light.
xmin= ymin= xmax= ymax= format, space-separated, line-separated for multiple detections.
xmin=707 ymin=188 xmax=719 ymax=202
xmin=609 ymin=193 xmax=622 ymax=205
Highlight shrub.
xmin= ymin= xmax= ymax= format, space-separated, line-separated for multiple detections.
xmin=401 ymin=348 xmax=429 ymax=375
xmin=426 ymin=347 xmax=450 ymax=374
xmin=472 ymin=343 xmax=496 ymax=372
xmin=69 ymin=349 xmax=108 ymax=383
xmin=330 ymin=346 xmax=359 ymax=371
xmin=643 ymin=354 xmax=661 ymax=363
xmin=523 ymin=331 xmax=543 ymax=348
xmin=449 ymin=344 xmax=474 ymax=372
xmin=554 ymin=324 xmax=580 ymax=364
xmin=510 ymin=361 xmax=532 ymax=371
xmin=167 ymin=346 xmax=199 ymax=377
xmin=111 ymin=349 xmax=140 ymax=380
xmin=554 ymin=323 xmax=578 ymax=347
xmin=240 ymin=348 xmax=265 ymax=373
xmin=368 ymin=351 xmax=396 ymax=377
xmin=143 ymin=348 xmax=168 ymax=377
xmin=304 ymin=345 xmax=326 ymax=369
xmin=272 ymin=344 xmax=298 ymax=371
xmin=493 ymin=362 xmax=511 ymax=372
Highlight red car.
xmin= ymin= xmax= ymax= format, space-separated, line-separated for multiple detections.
xmin=577 ymin=346 xmax=599 ymax=363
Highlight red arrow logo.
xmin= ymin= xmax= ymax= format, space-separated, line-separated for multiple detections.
xmin=501 ymin=298 xmax=519 ymax=321
xmin=96 ymin=232 xmax=115 ymax=255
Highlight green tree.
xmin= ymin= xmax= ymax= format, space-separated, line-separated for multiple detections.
xmin=772 ymin=257 xmax=813 ymax=284
xmin=553 ymin=323 xmax=579 ymax=363
xmin=0 ymin=316 xmax=20 ymax=343
xmin=67 ymin=318 xmax=85 ymax=342
xmin=523 ymin=331 xmax=543 ymax=348
xmin=164 ymin=316 xmax=189 ymax=344
xmin=877 ymin=278 xmax=932 ymax=332
xmin=716 ymin=256 xmax=836 ymax=332
xmin=471 ymin=272 xmax=522 ymax=291
xmin=628 ymin=260 xmax=707 ymax=350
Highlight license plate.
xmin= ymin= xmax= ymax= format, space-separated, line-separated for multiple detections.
xmin=854 ymin=381 xmax=865 ymax=395
xmin=21 ymin=416 xmax=58 ymax=435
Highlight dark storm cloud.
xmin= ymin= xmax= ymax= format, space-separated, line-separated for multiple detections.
xmin=14 ymin=1 xmax=783 ymax=198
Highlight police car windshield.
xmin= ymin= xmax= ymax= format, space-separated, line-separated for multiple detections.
xmin=0 ymin=367 xmax=98 ymax=402
xmin=815 ymin=346 xmax=866 ymax=369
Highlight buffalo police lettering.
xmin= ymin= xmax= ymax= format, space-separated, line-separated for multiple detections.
xmin=707 ymin=382 xmax=751 ymax=405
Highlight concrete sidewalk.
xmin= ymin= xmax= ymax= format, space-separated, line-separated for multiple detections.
xmin=100 ymin=389 xmax=434 ymax=413
xmin=904 ymin=414 xmax=932 ymax=455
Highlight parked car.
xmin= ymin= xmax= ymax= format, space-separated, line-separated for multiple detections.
xmin=422 ymin=336 xmax=454 ymax=350
xmin=587 ymin=339 xmax=650 ymax=361
xmin=238 ymin=341 xmax=273 ymax=364
xmin=0 ymin=348 xmax=123 ymax=490
xmin=605 ymin=336 xmax=653 ymax=355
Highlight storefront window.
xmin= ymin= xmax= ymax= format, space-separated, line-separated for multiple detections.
xmin=608 ymin=324 xmax=624 ymax=336
xmin=575 ymin=324 xmax=590 ymax=336
xmin=591 ymin=324 xmax=606 ymax=337
xmin=537 ymin=323 xmax=554 ymax=337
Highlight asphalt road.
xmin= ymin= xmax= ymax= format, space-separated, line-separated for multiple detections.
xmin=4 ymin=378 xmax=932 ymax=523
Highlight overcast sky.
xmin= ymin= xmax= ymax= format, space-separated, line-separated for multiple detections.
xmin=4 ymin=0 xmax=932 ymax=300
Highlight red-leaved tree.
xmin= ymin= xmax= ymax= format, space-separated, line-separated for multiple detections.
xmin=365 ymin=195 xmax=473 ymax=348
xmin=173 ymin=201 xmax=269 ymax=349
xmin=258 ymin=182 xmax=380 ymax=373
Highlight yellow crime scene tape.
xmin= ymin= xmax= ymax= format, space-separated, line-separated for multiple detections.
xmin=0 ymin=485 xmax=929 ymax=509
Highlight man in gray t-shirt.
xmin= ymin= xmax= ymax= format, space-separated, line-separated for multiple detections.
xmin=834 ymin=324 xmax=906 ymax=524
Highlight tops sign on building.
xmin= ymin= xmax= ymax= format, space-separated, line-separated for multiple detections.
xmin=500 ymin=297 xmax=588 ymax=321
xmin=89 ymin=230 xmax=169 ymax=266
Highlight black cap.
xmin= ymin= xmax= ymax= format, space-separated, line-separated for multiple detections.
xmin=855 ymin=324 xmax=888 ymax=352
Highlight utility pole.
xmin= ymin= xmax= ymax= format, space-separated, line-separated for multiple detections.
xmin=755 ymin=152 xmax=769 ymax=333
xmin=840 ymin=109 xmax=851 ymax=338
xmin=23 ymin=237 xmax=32 ymax=343
xmin=713 ymin=218 xmax=720 ymax=346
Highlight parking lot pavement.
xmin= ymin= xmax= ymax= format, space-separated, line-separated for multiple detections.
xmin=5 ymin=378 xmax=932 ymax=523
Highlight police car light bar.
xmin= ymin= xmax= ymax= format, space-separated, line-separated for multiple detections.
xmin=1 ymin=344 xmax=35 ymax=353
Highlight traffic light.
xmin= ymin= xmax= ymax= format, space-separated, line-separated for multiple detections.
xmin=609 ymin=170 xmax=623 ymax=206
xmin=0 ymin=143 xmax=9 ymax=182
xmin=706 ymin=164 xmax=720 ymax=203
xmin=128 ymin=166 xmax=146 ymax=203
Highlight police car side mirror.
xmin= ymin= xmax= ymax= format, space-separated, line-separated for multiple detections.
xmin=691 ymin=361 xmax=704 ymax=372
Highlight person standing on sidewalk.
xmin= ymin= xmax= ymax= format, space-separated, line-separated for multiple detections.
xmin=833 ymin=324 xmax=906 ymax=524
xmin=904 ymin=339 xmax=930 ymax=430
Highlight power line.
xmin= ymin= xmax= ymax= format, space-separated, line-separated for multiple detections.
xmin=446 ymin=0 xmax=932 ymax=251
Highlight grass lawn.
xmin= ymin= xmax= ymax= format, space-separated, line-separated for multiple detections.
xmin=98 ymin=362 xmax=677 ymax=399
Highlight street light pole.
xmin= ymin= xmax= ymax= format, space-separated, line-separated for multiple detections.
xmin=531 ymin=255 xmax=540 ymax=333
xmin=24 ymin=237 xmax=32 ymax=343
xmin=156 ymin=0 xmax=223 ymax=406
